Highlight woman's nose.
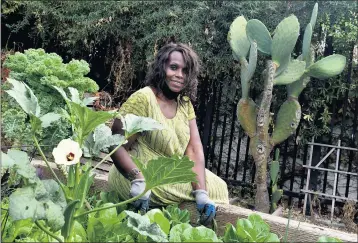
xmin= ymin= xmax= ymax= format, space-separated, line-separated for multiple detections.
xmin=176 ymin=69 xmax=184 ymax=78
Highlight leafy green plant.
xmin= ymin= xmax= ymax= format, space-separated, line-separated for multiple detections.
xmin=223 ymin=213 xmax=280 ymax=242
xmin=229 ymin=2 xmax=346 ymax=212
xmin=2 ymin=48 xmax=99 ymax=147
xmin=163 ymin=204 xmax=191 ymax=226
xmin=2 ymin=79 xmax=198 ymax=242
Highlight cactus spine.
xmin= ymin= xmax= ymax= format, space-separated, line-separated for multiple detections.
xmin=229 ymin=3 xmax=346 ymax=213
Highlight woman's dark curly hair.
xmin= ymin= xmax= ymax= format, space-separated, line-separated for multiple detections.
xmin=145 ymin=43 xmax=200 ymax=102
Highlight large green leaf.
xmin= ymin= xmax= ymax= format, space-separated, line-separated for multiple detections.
xmin=69 ymin=101 xmax=115 ymax=141
xmin=5 ymin=78 xmax=41 ymax=116
xmin=169 ymin=223 xmax=192 ymax=242
xmin=98 ymin=203 xmax=118 ymax=220
xmin=273 ymin=59 xmax=306 ymax=85
xmin=125 ymin=210 xmax=168 ymax=242
xmin=246 ymin=19 xmax=272 ymax=55
xmin=228 ymin=16 xmax=251 ymax=60
xmin=248 ymin=214 xmax=270 ymax=234
xmin=122 ymin=114 xmax=164 ymax=137
xmin=9 ymin=186 xmax=65 ymax=231
xmin=42 ymin=179 xmax=67 ymax=210
xmin=40 ymin=112 xmax=61 ymax=128
xmin=93 ymin=134 xmax=126 ymax=155
xmin=146 ymin=209 xmax=170 ymax=235
xmin=182 ymin=226 xmax=221 ymax=242
xmin=4 ymin=149 xmax=37 ymax=183
xmin=68 ymin=87 xmax=81 ymax=104
xmin=133 ymin=155 xmax=197 ymax=189
xmin=9 ymin=187 xmax=46 ymax=221
xmin=2 ymin=151 xmax=16 ymax=169
xmin=271 ymin=15 xmax=300 ymax=67
xmin=306 ymin=54 xmax=346 ymax=79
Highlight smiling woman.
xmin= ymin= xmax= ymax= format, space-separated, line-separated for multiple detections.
xmin=108 ymin=43 xmax=229 ymax=226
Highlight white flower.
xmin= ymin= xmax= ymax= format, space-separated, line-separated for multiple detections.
xmin=52 ymin=139 xmax=82 ymax=166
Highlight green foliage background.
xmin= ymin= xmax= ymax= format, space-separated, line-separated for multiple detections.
xmin=1 ymin=0 xmax=357 ymax=150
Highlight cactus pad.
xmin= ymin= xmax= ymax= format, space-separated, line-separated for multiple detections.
xmin=237 ymin=98 xmax=257 ymax=137
xmin=246 ymin=19 xmax=272 ymax=55
xmin=241 ymin=42 xmax=258 ymax=98
xmin=271 ymin=15 xmax=300 ymax=67
xmin=273 ymin=59 xmax=306 ymax=85
xmin=272 ymin=189 xmax=283 ymax=204
xmin=287 ymin=75 xmax=310 ymax=98
xmin=228 ymin=16 xmax=251 ymax=60
xmin=271 ymin=99 xmax=301 ymax=145
xmin=302 ymin=23 xmax=313 ymax=64
xmin=310 ymin=3 xmax=318 ymax=30
xmin=306 ymin=54 xmax=346 ymax=79
xmin=270 ymin=160 xmax=280 ymax=185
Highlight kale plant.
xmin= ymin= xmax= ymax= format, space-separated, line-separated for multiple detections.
xmin=2 ymin=49 xmax=99 ymax=148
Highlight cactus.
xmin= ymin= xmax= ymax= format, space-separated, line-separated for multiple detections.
xmin=271 ymin=15 xmax=300 ymax=68
xmin=270 ymin=149 xmax=283 ymax=213
xmin=229 ymin=2 xmax=346 ymax=213
xmin=271 ymin=98 xmax=301 ymax=145
xmin=237 ymin=98 xmax=257 ymax=137
xmin=246 ymin=19 xmax=272 ymax=55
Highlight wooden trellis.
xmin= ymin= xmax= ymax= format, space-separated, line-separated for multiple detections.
xmin=302 ymin=138 xmax=358 ymax=222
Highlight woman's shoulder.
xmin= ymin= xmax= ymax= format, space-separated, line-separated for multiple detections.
xmin=131 ymin=86 xmax=152 ymax=96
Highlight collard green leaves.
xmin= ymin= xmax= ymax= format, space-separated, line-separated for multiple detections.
xmin=125 ymin=210 xmax=168 ymax=242
xmin=224 ymin=213 xmax=280 ymax=242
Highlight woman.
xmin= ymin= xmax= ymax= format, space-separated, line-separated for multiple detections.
xmin=108 ymin=43 xmax=229 ymax=225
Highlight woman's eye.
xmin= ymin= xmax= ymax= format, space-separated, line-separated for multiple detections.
xmin=170 ymin=65 xmax=177 ymax=70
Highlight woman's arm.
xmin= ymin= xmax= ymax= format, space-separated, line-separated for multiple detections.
xmin=185 ymin=119 xmax=206 ymax=191
xmin=110 ymin=118 xmax=144 ymax=179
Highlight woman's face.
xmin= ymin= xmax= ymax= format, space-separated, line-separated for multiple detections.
xmin=165 ymin=51 xmax=187 ymax=93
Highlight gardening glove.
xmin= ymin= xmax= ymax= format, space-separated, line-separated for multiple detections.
xmin=130 ymin=179 xmax=151 ymax=214
xmin=193 ymin=189 xmax=216 ymax=226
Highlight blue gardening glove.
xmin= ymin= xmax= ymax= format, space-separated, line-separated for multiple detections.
xmin=193 ymin=189 xmax=216 ymax=226
xmin=130 ymin=179 xmax=151 ymax=214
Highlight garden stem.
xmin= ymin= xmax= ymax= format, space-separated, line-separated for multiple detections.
xmin=33 ymin=135 xmax=67 ymax=198
xmin=73 ymin=190 xmax=146 ymax=219
xmin=35 ymin=221 xmax=63 ymax=243
xmin=92 ymin=141 xmax=125 ymax=171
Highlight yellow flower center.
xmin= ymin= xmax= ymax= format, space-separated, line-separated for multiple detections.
xmin=66 ymin=152 xmax=75 ymax=161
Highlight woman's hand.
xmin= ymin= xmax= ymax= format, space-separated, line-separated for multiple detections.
xmin=193 ymin=189 xmax=216 ymax=226
xmin=130 ymin=179 xmax=151 ymax=214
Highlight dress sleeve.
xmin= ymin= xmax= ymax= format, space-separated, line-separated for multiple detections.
xmin=188 ymin=100 xmax=196 ymax=121
xmin=119 ymin=89 xmax=149 ymax=117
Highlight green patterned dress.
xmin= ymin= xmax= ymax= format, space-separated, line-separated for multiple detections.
xmin=108 ymin=86 xmax=229 ymax=205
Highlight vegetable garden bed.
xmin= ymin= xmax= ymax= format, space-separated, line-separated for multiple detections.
xmin=33 ymin=159 xmax=356 ymax=242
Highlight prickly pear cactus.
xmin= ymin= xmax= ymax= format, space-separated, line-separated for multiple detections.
xmin=271 ymin=99 xmax=301 ymax=145
xmin=237 ymin=98 xmax=257 ymax=137
xmin=228 ymin=2 xmax=346 ymax=213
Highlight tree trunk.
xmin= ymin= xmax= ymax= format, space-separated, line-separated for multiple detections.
xmin=250 ymin=60 xmax=276 ymax=213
